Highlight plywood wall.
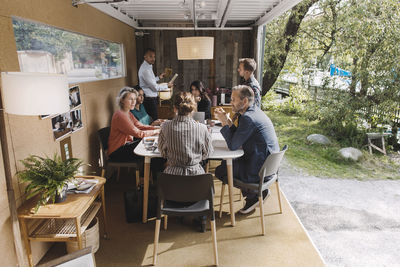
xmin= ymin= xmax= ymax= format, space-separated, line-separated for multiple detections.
xmin=135 ymin=29 xmax=256 ymax=92
xmin=0 ymin=0 xmax=137 ymax=265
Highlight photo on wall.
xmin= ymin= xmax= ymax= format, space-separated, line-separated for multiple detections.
xmin=69 ymin=85 xmax=81 ymax=110
xmin=70 ymin=109 xmax=83 ymax=132
xmin=51 ymin=112 xmax=72 ymax=140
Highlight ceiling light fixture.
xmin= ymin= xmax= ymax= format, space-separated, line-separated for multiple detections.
xmin=72 ymin=0 xmax=127 ymax=7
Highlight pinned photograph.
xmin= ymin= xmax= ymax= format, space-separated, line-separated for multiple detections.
xmin=70 ymin=109 xmax=83 ymax=132
xmin=51 ymin=112 xmax=72 ymax=140
xmin=69 ymin=85 xmax=81 ymax=110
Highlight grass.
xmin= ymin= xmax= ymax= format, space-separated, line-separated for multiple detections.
xmin=267 ymin=111 xmax=400 ymax=180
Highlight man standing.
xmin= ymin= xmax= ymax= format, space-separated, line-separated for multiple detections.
xmin=238 ymin=58 xmax=262 ymax=108
xmin=138 ymin=48 xmax=173 ymax=121
xmin=214 ymin=85 xmax=279 ymax=214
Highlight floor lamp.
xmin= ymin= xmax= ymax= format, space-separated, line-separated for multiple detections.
xmin=0 ymin=72 xmax=70 ymax=266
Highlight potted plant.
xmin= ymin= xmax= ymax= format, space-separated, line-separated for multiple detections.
xmin=18 ymin=154 xmax=84 ymax=212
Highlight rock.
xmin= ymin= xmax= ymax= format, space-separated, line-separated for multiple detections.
xmin=339 ymin=147 xmax=363 ymax=161
xmin=307 ymin=134 xmax=331 ymax=145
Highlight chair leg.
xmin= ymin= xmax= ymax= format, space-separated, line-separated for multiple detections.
xmin=219 ymin=184 xmax=225 ymax=218
xmin=101 ymin=168 xmax=105 ymax=178
xmin=163 ymin=215 xmax=168 ymax=230
xmin=116 ymin=167 xmax=121 ymax=182
xmin=210 ymin=219 xmax=219 ymax=266
xmin=153 ymin=219 xmax=161 ymax=265
xmin=275 ymin=181 xmax=283 ymax=214
xmin=135 ymin=169 xmax=140 ymax=188
xmin=259 ymin=196 xmax=265 ymax=236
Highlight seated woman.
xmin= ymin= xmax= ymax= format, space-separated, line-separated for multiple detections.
xmin=108 ymin=87 xmax=160 ymax=162
xmin=190 ymin=80 xmax=211 ymax=120
xmin=130 ymin=87 xmax=164 ymax=126
xmin=158 ymin=92 xmax=213 ymax=175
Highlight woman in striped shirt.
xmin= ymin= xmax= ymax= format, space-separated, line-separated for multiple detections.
xmin=158 ymin=92 xmax=213 ymax=175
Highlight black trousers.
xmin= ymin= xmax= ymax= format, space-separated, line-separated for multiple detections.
xmin=109 ymin=142 xmax=165 ymax=181
xmin=109 ymin=141 xmax=141 ymax=162
xmin=143 ymin=96 xmax=159 ymax=121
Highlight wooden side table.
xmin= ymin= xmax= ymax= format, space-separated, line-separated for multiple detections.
xmin=17 ymin=176 xmax=108 ymax=267
xmin=367 ymin=133 xmax=391 ymax=155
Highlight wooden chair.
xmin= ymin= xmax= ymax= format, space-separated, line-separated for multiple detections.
xmin=153 ymin=173 xmax=218 ymax=266
xmin=97 ymin=127 xmax=141 ymax=186
xmin=219 ymin=145 xmax=288 ymax=235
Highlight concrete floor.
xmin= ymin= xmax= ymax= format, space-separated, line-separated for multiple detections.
xmin=279 ymin=159 xmax=400 ymax=267
xmin=40 ymin=165 xmax=325 ymax=267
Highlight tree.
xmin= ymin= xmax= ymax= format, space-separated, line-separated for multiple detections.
xmin=262 ymin=0 xmax=318 ymax=95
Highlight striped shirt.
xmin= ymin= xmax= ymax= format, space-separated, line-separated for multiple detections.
xmin=158 ymin=115 xmax=213 ymax=175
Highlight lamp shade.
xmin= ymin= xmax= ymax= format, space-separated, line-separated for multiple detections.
xmin=1 ymin=72 xmax=70 ymax=115
xmin=176 ymin=37 xmax=214 ymax=60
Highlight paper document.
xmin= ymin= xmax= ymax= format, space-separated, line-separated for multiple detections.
xmin=169 ymin=73 xmax=178 ymax=84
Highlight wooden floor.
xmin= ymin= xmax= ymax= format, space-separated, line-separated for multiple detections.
xmin=40 ymin=165 xmax=325 ymax=267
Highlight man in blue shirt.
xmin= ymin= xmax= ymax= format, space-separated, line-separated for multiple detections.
xmin=138 ymin=48 xmax=173 ymax=121
xmin=214 ymin=85 xmax=279 ymax=214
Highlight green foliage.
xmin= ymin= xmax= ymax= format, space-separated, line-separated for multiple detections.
xmin=18 ymin=155 xmax=84 ymax=212
xmin=264 ymin=0 xmax=400 ymax=147
xmin=269 ymin=111 xmax=400 ymax=179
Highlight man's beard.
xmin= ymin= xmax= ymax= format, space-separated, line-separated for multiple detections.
xmin=232 ymin=102 xmax=245 ymax=113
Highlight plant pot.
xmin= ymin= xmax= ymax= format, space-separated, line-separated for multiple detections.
xmin=55 ymin=184 xmax=68 ymax=203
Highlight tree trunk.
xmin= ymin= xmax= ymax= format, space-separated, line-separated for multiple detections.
xmin=262 ymin=0 xmax=318 ymax=95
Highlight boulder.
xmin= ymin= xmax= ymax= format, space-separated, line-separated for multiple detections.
xmin=339 ymin=147 xmax=363 ymax=161
xmin=307 ymin=134 xmax=331 ymax=145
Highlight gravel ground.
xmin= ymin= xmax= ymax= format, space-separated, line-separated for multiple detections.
xmin=279 ymin=159 xmax=400 ymax=267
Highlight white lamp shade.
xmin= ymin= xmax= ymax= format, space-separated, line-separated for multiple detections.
xmin=1 ymin=72 xmax=70 ymax=115
xmin=176 ymin=37 xmax=214 ymax=60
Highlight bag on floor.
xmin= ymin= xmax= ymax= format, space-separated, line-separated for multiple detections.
xmin=124 ymin=185 xmax=157 ymax=223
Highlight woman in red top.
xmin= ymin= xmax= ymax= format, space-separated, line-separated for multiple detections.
xmin=108 ymin=87 xmax=160 ymax=162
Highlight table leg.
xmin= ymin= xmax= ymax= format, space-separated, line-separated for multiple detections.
xmin=75 ymin=217 xmax=83 ymax=249
xmin=382 ymin=136 xmax=386 ymax=155
xmin=226 ymin=159 xmax=236 ymax=226
xmin=20 ymin=219 xmax=33 ymax=267
xmin=143 ymin=157 xmax=151 ymax=223
xmin=101 ymin=186 xmax=109 ymax=239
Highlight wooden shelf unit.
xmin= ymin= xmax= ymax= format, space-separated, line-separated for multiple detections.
xmin=29 ymin=202 xmax=101 ymax=241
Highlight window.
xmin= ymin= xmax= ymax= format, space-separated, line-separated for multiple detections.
xmin=12 ymin=17 xmax=125 ymax=83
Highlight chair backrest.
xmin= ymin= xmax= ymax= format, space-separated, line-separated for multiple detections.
xmin=157 ymin=173 xmax=214 ymax=203
xmin=258 ymin=145 xmax=288 ymax=183
xmin=39 ymin=247 xmax=95 ymax=267
xmin=97 ymin=127 xmax=111 ymax=167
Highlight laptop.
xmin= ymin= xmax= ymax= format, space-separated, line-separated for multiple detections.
xmin=192 ymin=112 xmax=205 ymax=123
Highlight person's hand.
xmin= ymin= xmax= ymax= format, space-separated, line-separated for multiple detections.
xmin=151 ymin=119 xmax=164 ymax=126
xmin=152 ymin=128 xmax=161 ymax=135
xmin=167 ymin=82 xmax=173 ymax=88
xmin=159 ymin=72 xmax=166 ymax=79
xmin=214 ymin=107 xmax=230 ymax=126
xmin=195 ymin=96 xmax=201 ymax=102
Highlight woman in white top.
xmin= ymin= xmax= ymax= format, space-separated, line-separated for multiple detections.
xmin=158 ymin=92 xmax=213 ymax=175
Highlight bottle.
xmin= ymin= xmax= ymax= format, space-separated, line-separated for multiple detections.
xmin=221 ymin=92 xmax=225 ymax=105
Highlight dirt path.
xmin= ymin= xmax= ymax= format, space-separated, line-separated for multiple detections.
xmin=279 ymin=159 xmax=400 ymax=267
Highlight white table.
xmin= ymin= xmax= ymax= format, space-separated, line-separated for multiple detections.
xmin=134 ymin=126 xmax=244 ymax=226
